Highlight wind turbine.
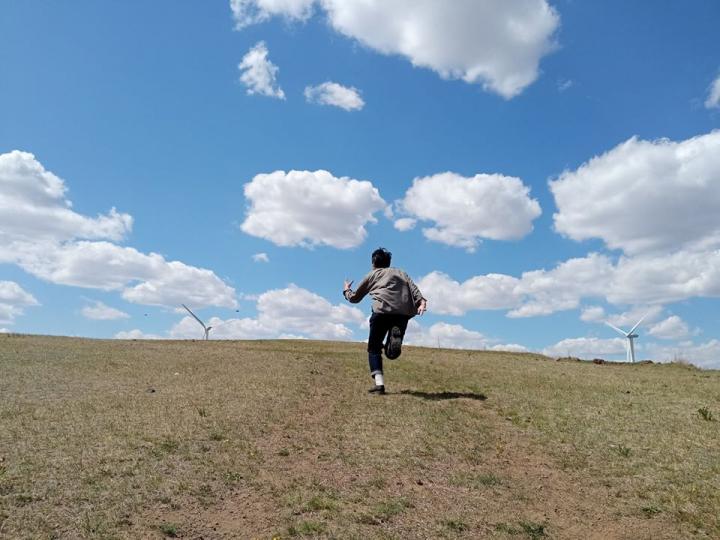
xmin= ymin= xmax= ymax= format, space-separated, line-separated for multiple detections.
xmin=605 ymin=314 xmax=648 ymax=363
xmin=181 ymin=304 xmax=212 ymax=340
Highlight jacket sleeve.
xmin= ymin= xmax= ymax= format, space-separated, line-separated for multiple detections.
xmin=404 ymin=272 xmax=426 ymax=307
xmin=344 ymin=272 xmax=373 ymax=303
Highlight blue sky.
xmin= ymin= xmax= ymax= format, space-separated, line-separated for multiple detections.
xmin=1 ymin=1 xmax=719 ymax=367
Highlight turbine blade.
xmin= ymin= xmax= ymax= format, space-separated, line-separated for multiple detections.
xmin=181 ymin=304 xmax=206 ymax=329
xmin=604 ymin=321 xmax=628 ymax=336
xmin=629 ymin=312 xmax=649 ymax=335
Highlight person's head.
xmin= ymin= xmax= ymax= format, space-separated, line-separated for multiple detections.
xmin=371 ymin=247 xmax=392 ymax=269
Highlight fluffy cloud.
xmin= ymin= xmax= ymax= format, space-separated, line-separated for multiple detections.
xmin=231 ymin=0 xmax=559 ymax=98
xmin=0 ymin=281 xmax=39 ymax=324
xmin=580 ymin=306 xmax=605 ymax=322
xmin=81 ymin=301 xmax=130 ymax=320
xmin=605 ymin=305 xmax=663 ymax=329
xmin=405 ymin=320 xmax=527 ymax=352
xmin=252 ymin=252 xmax=270 ymax=263
xmin=114 ymin=329 xmax=162 ymax=340
xmin=304 ymin=82 xmax=364 ymax=111
xmin=509 ymin=254 xmax=613 ymax=317
xmin=396 ymin=172 xmax=541 ymax=251
xmin=0 ymin=151 xmax=237 ymax=309
xmin=644 ymin=339 xmax=720 ymax=370
xmin=230 ymin=0 xmax=315 ymax=28
xmin=238 ymin=41 xmax=285 ymax=99
xmin=648 ymin=315 xmax=691 ymax=340
xmin=551 ymin=131 xmax=720 ymax=255
xmin=406 ymin=321 xmax=491 ymax=349
xmin=542 ymin=337 xmax=627 ymax=359
xmin=417 ymin=271 xmax=522 ymax=316
xmin=489 ymin=343 xmax=529 ymax=353
xmin=170 ymin=284 xmax=366 ymax=340
xmin=706 ymin=75 xmax=720 ymax=109
xmin=240 ymin=169 xmax=387 ymax=248
xmin=0 ymin=151 xmax=132 ymax=246
xmin=417 ymin=254 xmax=612 ymax=318
xmin=393 ymin=218 xmax=416 ymax=232
xmin=421 ymin=247 xmax=720 ymax=319
xmin=608 ymin=248 xmax=720 ymax=305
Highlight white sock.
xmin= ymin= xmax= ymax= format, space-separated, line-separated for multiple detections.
xmin=374 ymin=373 xmax=384 ymax=386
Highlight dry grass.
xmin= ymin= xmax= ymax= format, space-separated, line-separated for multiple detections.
xmin=0 ymin=334 xmax=718 ymax=539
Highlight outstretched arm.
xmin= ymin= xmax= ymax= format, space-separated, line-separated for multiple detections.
xmin=343 ymin=274 xmax=372 ymax=303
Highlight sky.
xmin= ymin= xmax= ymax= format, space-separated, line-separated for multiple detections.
xmin=1 ymin=0 xmax=720 ymax=368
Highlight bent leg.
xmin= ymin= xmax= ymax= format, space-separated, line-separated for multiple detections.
xmin=384 ymin=315 xmax=410 ymax=359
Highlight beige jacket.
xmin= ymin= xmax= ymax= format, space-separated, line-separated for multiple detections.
xmin=344 ymin=267 xmax=425 ymax=317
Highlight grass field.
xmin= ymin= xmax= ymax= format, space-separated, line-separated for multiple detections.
xmin=1 ymin=334 xmax=719 ymax=539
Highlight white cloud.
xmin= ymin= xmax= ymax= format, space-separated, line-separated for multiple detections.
xmin=605 ymin=305 xmax=663 ymax=329
xmin=170 ymin=284 xmax=366 ymax=340
xmin=418 ymin=254 xmax=612 ymax=318
xmin=648 ymin=315 xmax=691 ymax=340
xmin=644 ymin=339 xmax=720 ymax=370
xmin=509 ymin=254 xmax=613 ymax=317
xmin=417 ymin=271 xmax=522 ymax=316
xmin=232 ymin=0 xmax=560 ymax=98
xmin=489 ymin=343 xmax=529 ymax=353
xmin=238 ymin=41 xmax=285 ymax=99
xmin=580 ymin=305 xmax=605 ymax=322
xmin=252 ymin=252 xmax=270 ymax=263
xmin=230 ymin=0 xmax=315 ymax=28
xmin=393 ymin=218 xmax=416 ymax=232
xmin=240 ymin=169 xmax=387 ymax=248
xmin=0 ymin=151 xmax=237 ymax=310
xmin=705 ymin=75 xmax=720 ymax=109
xmin=421 ymin=246 xmax=720 ymax=319
xmin=551 ymin=131 xmax=720 ymax=255
xmin=12 ymin=241 xmax=237 ymax=309
xmin=405 ymin=320 xmax=528 ymax=352
xmin=406 ymin=320 xmax=491 ymax=350
xmin=81 ymin=301 xmax=130 ymax=320
xmin=608 ymin=248 xmax=720 ymax=305
xmin=114 ymin=329 xmax=163 ymax=340
xmin=0 ymin=150 xmax=132 ymax=245
xmin=557 ymin=78 xmax=573 ymax=92
xmin=304 ymin=81 xmax=364 ymax=111
xmin=397 ymin=172 xmax=541 ymax=251
xmin=0 ymin=281 xmax=39 ymax=324
xmin=0 ymin=281 xmax=38 ymax=307
xmin=542 ymin=337 xmax=627 ymax=359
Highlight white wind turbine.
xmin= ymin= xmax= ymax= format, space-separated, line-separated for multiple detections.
xmin=605 ymin=314 xmax=648 ymax=363
xmin=182 ymin=304 xmax=212 ymax=340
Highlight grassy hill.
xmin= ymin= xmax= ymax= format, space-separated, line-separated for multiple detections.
xmin=0 ymin=334 xmax=718 ymax=539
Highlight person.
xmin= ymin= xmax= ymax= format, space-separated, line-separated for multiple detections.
xmin=343 ymin=247 xmax=427 ymax=395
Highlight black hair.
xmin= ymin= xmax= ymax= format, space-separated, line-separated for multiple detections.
xmin=372 ymin=247 xmax=392 ymax=268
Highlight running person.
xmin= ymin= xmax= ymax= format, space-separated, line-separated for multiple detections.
xmin=343 ymin=248 xmax=427 ymax=394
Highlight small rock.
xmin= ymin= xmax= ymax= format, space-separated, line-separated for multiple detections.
xmin=146 ymin=387 xmax=156 ymax=393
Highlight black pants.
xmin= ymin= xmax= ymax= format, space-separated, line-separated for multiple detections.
xmin=367 ymin=312 xmax=410 ymax=376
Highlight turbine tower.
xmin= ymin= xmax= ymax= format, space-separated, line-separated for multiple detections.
xmin=181 ymin=304 xmax=212 ymax=340
xmin=605 ymin=314 xmax=647 ymax=363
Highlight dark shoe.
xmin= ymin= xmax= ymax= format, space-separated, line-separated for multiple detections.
xmin=368 ymin=385 xmax=386 ymax=395
xmin=385 ymin=326 xmax=403 ymax=359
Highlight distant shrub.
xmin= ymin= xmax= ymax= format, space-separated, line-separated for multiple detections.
xmin=614 ymin=445 xmax=631 ymax=457
xmin=159 ymin=523 xmax=178 ymax=537
xmin=520 ymin=521 xmax=547 ymax=539
xmin=698 ymin=407 xmax=713 ymax=421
